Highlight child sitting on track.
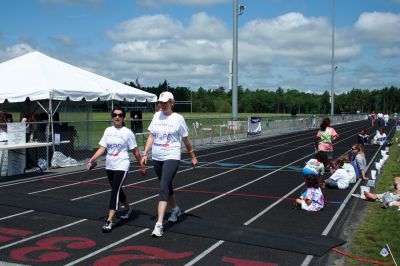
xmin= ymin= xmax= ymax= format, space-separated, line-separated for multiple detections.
xmin=324 ymin=158 xmax=352 ymax=189
xmin=294 ymin=174 xmax=324 ymax=211
xmin=303 ymin=151 xmax=327 ymax=186
xmin=339 ymin=154 xmax=357 ymax=184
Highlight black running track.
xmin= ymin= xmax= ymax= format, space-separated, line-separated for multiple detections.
xmin=0 ymin=119 xmax=395 ymax=266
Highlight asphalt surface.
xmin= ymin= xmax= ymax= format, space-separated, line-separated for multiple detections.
xmin=0 ymin=119 xmax=395 ymax=266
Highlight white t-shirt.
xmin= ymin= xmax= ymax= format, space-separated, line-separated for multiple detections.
xmin=99 ymin=126 xmax=137 ymax=171
xmin=374 ymin=132 xmax=387 ymax=145
xmin=0 ymin=129 xmax=7 ymax=142
xmin=148 ymin=112 xmax=189 ymax=161
xmin=329 ymin=168 xmax=350 ymax=189
xmin=343 ymin=163 xmax=356 ymax=183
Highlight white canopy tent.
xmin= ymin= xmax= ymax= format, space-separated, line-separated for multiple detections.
xmin=0 ymin=51 xmax=157 ymax=167
xmin=0 ymin=51 xmax=157 ymax=103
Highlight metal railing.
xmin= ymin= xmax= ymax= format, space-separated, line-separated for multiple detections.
xmin=0 ymin=114 xmax=367 ymax=173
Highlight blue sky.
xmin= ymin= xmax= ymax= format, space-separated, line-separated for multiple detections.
xmin=0 ymin=0 xmax=399 ymax=94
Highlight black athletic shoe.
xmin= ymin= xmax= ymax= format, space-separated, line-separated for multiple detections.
xmin=120 ymin=207 xmax=133 ymax=221
xmin=102 ymin=220 xmax=113 ymax=233
xmin=292 ymin=202 xmax=301 ymax=210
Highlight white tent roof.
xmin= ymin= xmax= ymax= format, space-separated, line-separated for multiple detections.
xmin=0 ymin=51 xmax=157 ymax=103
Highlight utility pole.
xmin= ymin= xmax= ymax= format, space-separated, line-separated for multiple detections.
xmin=330 ymin=0 xmax=335 ymax=115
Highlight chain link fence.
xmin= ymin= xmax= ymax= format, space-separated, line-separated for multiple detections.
xmin=0 ymin=114 xmax=367 ymax=174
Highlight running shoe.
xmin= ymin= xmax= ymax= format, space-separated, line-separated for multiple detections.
xmin=102 ymin=220 xmax=113 ymax=233
xmin=151 ymin=222 xmax=163 ymax=237
xmin=120 ymin=207 xmax=134 ymax=220
xmin=382 ymin=192 xmax=394 ymax=208
xmin=168 ymin=206 xmax=182 ymax=222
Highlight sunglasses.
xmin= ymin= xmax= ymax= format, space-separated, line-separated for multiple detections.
xmin=112 ymin=113 xmax=124 ymax=118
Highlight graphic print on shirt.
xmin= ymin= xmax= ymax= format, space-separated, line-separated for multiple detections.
xmin=148 ymin=112 xmax=189 ymax=161
xmin=99 ymin=127 xmax=137 ymax=171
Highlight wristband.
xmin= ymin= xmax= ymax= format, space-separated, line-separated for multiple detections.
xmin=188 ymin=149 xmax=194 ymax=153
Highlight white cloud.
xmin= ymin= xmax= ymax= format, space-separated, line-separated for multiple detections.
xmin=103 ymin=11 xmax=367 ymax=90
xmin=104 ymin=12 xmax=233 ymax=88
xmin=138 ymin=0 xmax=229 ymax=8
xmin=51 ymin=35 xmax=76 ymax=47
xmin=355 ymin=12 xmax=400 ymax=57
xmin=0 ymin=44 xmax=34 ymax=62
xmin=184 ymin=12 xmax=230 ymax=40
xmin=355 ymin=12 xmax=400 ymax=42
xmin=107 ymin=14 xmax=184 ymax=41
xmin=379 ymin=47 xmax=400 ymax=57
xmin=240 ymin=12 xmax=361 ymax=67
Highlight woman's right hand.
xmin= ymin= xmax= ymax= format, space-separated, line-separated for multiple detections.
xmin=140 ymin=164 xmax=147 ymax=176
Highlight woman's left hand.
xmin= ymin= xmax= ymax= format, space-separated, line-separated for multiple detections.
xmin=140 ymin=164 xmax=147 ymax=176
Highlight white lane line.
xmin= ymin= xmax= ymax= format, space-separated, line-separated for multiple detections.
xmin=300 ymin=128 xmax=393 ymax=266
xmin=184 ymin=123 xmax=368 ymax=265
xmin=28 ymin=176 xmax=110 ymax=194
xmin=0 ymin=210 xmax=34 ymax=221
xmin=184 ymin=240 xmax=225 ymax=266
xmin=184 ymin=153 xmax=311 ymax=214
xmin=0 ymin=219 xmax=87 ymax=250
xmin=0 ymin=122 xmax=367 ymax=265
xmin=2 ymin=130 xmax=308 ymax=191
xmin=63 ymin=138 xmax=315 ymax=265
xmin=0 ymin=121 xmax=358 ymax=190
xmin=243 ymin=182 xmax=304 ymax=226
xmin=71 ymin=176 xmax=158 ymax=201
xmin=70 ymin=132 xmax=320 ymax=201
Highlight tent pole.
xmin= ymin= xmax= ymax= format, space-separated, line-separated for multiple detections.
xmin=49 ymin=91 xmax=55 ymax=169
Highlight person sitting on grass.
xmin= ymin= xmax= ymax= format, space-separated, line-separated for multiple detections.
xmin=324 ymin=158 xmax=352 ymax=189
xmin=364 ymin=177 xmax=400 ymax=209
xmin=294 ymin=174 xmax=324 ymax=212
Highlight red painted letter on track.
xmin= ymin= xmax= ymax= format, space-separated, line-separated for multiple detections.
xmin=9 ymin=236 xmax=96 ymax=263
xmin=94 ymin=245 xmax=193 ymax=266
xmin=0 ymin=227 xmax=32 ymax=244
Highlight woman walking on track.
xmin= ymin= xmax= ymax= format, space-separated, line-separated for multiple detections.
xmin=87 ymin=107 xmax=146 ymax=233
xmin=316 ymin=117 xmax=339 ymax=171
xmin=141 ymin=91 xmax=198 ymax=237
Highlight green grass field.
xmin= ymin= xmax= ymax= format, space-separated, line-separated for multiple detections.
xmin=349 ymin=132 xmax=400 ymax=265
xmin=54 ymin=111 xmax=296 ymax=148
xmin=7 ymin=111 xmax=296 ymax=149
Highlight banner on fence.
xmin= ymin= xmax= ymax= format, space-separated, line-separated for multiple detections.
xmin=248 ymin=116 xmax=262 ymax=136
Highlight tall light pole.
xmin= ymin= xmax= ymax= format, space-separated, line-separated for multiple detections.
xmin=232 ymin=1 xmax=245 ymax=121
xmin=330 ymin=0 xmax=335 ymax=115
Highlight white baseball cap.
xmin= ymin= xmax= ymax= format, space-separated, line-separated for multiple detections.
xmin=158 ymin=91 xmax=174 ymax=102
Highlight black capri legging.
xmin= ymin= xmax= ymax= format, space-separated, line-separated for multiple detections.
xmin=106 ymin=170 xmax=128 ymax=210
xmin=153 ymin=160 xmax=180 ymax=201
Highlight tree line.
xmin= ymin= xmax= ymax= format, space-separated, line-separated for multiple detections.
xmin=125 ymin=80 xmax=400 ymax=114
